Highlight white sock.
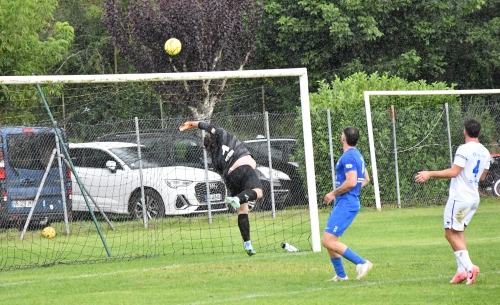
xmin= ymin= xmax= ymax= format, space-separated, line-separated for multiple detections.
xmin=455 ymin=255 xmax=465 ymax=273
xmin=454 ymin=250 xmax=473 ymax=272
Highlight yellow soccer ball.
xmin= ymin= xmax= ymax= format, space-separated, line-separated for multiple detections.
xmin=164 ymin=38 xmax=182 ymax=56
xmin=42 ymin=226 xmax=56 ymax=239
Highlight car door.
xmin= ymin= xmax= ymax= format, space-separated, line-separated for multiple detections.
xmin=70 ymin=147 xmax=129 ymax=214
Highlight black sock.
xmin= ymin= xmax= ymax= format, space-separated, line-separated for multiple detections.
xmin=238 ymin=214 xmax=250 ymax=242
xmin=236 ymin=189 xmax=257 ymax=203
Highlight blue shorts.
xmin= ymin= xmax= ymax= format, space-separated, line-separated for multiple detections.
xmin=324 ymin=206 xmax=359 ymax=236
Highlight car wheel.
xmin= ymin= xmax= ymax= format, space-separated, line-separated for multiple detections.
xmin=493 ymin=179 xmax=500 ymax=197
xmin=129 ymin=189 xmax=165 ymax=220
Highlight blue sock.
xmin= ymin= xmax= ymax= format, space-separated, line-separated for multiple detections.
xmin=342 ymin=248 xmax=366 ymax=265
xmin=330 ymin=257 xmax=347 ymax=278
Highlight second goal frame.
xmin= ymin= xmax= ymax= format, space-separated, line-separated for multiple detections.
xmin=364 ymin=89 xmax=500 ymax=211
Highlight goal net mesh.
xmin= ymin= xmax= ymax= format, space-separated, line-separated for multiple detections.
xmin=0 ymin=75 xmax=316 ymax=270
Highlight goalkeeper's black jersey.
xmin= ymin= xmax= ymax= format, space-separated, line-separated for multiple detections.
xmin=198 ymin=122 xmax=250 ymax=176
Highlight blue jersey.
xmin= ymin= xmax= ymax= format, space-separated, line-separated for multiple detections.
xmin=335 ymin=148 xmax=366 ymax=211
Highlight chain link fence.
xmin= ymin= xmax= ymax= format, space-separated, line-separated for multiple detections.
xmin=66 ymin=102 xmax=500 ymax=210
xmin=2 ymin=99 xmax=499 ymax=270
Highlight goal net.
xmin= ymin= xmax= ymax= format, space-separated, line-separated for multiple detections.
xmin=0 ymin=69 xmax=321 ymax=270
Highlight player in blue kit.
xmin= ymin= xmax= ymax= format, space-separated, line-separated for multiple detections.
xmin=323 ymin=126 xmax=372 ymax=281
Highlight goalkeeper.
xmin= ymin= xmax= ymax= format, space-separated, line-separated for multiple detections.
xmin=180 ymin=121 xmax=262 ymax=256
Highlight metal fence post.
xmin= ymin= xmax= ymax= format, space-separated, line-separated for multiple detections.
xmin=391 ymin=106 xmax=401 ymax=208
xmin=264 ymin=111 xmax=276 ymax=218
xmin=202 ymin=129 xmax=213 ymax=223
xmin=135 ymin=117 xmax=148 ymax=228
xmin=445 ymin=103 xmax=453 ymax=167
xmin=327 ymin=109 xmax=336 ymax=192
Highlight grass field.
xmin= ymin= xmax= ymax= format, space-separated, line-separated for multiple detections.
xmin=1 ymin=198 xmax=499 ymax=304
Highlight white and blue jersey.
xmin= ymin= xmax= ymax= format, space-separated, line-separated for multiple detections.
xmin=334 ymin=148 xmax=366 ymax=211
xmin=449 ymin=142 xmax=490 ymax=203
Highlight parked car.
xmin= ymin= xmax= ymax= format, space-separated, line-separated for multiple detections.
xmin=68 ymin=142 xmax=227 ymax=219
xmin=97 ymin=130 xmax=307 ymax=212
xmin=243 ymin=137 xmax=308 ymax=211
xmin=97 ymin=130 xmax=206 ymax=168
xmin=0 ymin=126 xmax=72 ymax=228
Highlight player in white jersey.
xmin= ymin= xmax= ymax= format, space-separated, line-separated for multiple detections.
xmin=415 ymin=118 xmax=489 ymax=285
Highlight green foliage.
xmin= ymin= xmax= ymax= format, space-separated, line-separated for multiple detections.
xmin=54 ymin=0 xmax=128 ymax=75
xmin=261 ymin=0 xmax=500 ymax=90
xmin=311 ymin=72 xmax=457 ymax=111
xmin=0 ymin=0 xmax=74 ymax=124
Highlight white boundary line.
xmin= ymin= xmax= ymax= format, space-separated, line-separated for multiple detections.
xmin=4 ymin=260 xmax=497 ymax=303
xmin=185 ymin=269 xmax=500 ymax=305
xmin=1 ymin=237 xmax=498 ymax=288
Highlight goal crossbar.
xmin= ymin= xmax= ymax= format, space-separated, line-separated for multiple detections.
xmin=364 ymin=89 xmax=500 ymax=211
xmin=0 ymin=68 xmax=307 ymax=84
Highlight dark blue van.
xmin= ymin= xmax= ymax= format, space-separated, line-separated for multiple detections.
xmin=0 ymin=126 xmax=72 ymax=228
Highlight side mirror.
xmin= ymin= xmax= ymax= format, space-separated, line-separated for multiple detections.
xmin=106 ymin=160 xmax=117 ymax=172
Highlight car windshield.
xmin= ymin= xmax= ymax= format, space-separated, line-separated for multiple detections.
xmin=99 ymin=133 xmax=207 ymax=168
xmin=110 ymin=146 xmax=170 ymax=169
xmin=245 ymin=140 xmax=296 ymax=162
xmin=7 ymin=133 xmax=59 ymax=169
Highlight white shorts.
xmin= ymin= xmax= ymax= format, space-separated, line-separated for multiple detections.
xmin=443 ymin=198 xmax=478 ymax=231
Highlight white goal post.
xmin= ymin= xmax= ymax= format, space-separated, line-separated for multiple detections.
xmin=0 ymin=68 xmax=322 ymax=252
xmin=364 ymin=89 xmax=500 ymax=211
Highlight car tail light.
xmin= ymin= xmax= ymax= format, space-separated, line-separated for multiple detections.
xmin=0 ymin=150 xmax=5 ymax=180
xmin=66 ymin=166 xmax=71 ymax=179
xmin=22 ymin=128 xmax=34 ymax=134
xmin=2 ymin=190 xmax=6 ymax=202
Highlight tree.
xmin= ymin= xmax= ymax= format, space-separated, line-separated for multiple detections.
xmin=0 ymin=0 xmax=74 ymax=124
xmin=54 ymin=0 xmax=117 ymax=75
xmin=103 ymin=0 xmax=264 ymax=119
xmin=261 ymin=0 xmax=500 ymax=90
xmin=49 ymin=0 xmax=166 ymax=126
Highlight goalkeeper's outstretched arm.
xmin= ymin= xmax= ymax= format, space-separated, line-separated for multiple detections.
xmin=179 ymin=121 xmax=217 ymax=134
xmin=179 ymin=121 xmax=199 ymax=131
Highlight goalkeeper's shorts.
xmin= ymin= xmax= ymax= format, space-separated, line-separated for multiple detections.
xmin=224 ymin=165 xmax=262 ymax=197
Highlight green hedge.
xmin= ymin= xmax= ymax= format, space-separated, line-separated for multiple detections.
xmin=297 ymin=72 xmax=496 ymax=207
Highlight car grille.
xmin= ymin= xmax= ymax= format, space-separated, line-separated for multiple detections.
xmin=194 ymin=181 xmax=226 ymax=203
xmin=272 ymin=189 xmax=289 ymax=203
xmin=195 ymin=203 xmax=227 ymax=212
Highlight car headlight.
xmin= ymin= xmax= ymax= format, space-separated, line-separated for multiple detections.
xmin=255 ymin=166 xmax=291 ymax=181
xmin=166 ymin=179 xmax=193 ymax=188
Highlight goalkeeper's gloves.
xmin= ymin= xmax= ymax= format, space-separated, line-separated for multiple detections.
xmin=179 ymin=121 xmax=194 ymax=131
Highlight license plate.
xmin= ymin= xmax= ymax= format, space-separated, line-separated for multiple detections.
xmin=205 ymin=193 xmax=222 ymax=202
xmin=13 ymin=200 xmax=34 ymax=208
